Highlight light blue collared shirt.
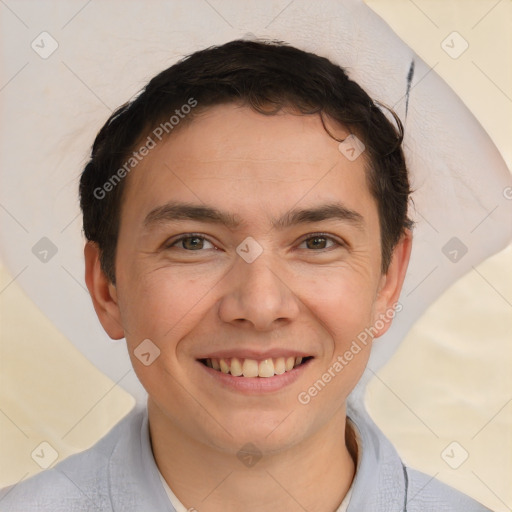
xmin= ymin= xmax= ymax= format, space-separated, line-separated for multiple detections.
xmin=0 ymin=403 xmax=491 ymax=511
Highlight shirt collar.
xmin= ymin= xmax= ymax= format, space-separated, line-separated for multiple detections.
xmin=108 ymin=402 xmax=406 ymax=511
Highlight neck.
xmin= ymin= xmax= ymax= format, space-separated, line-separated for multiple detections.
xmin=149 ymin=399 xmax=356 ymax=512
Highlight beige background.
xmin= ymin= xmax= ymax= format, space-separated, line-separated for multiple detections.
xmin=364 ymin=2 xmax=511 ymax=511
xmin=0 ymin=1 xmax=510 ymax=511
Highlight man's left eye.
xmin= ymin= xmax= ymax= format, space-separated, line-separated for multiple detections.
xmin=298 ymin=235 xmax=338 ymax=250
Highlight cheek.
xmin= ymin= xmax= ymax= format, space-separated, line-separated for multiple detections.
xmin=297 ymin=274 xmax=375 ymax=407
xmin=116 ymin=263 xmax=224 ymax=348
xmin=296 ymin=262 xmax=378 ymax=338
xmin=116 ymin=266 xmax=223 ymax=402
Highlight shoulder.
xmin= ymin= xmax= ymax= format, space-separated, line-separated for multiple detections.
xmin=404 ymin=467 xmax=492 ymax=512
xmin=0 ymin=409 xmax=144 ymax=512
xmin=346 ymin=398 xmax=492 ymax=512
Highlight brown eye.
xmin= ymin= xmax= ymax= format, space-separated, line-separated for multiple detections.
xmin=169 ymin=235 xmax=215 ymax=250
xmin=301 ymin=236 xmax=336 ymax=250
xmin=182 ymin=236 xmax=205 ymax=250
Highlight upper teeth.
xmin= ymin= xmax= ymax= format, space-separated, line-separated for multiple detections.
xmin=205 ymin=356 xmax=304 ymax=378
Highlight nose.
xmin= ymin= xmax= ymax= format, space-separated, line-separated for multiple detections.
xmin=218 ymin=249 xmax=301 ymax=331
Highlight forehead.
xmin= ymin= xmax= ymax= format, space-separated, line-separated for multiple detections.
xmin=120 ymin=104 xmax=375 ymax=228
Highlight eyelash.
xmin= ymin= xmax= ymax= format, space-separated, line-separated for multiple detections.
xmin=165 ymin=232 xmax=346 ymax=251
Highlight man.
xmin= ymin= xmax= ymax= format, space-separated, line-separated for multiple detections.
xmin=0 ymin=40 xmax=491 ymax=511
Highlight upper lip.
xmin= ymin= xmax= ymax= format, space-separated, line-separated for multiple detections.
xmin=196 ymin=349 xmax=313 ymax=360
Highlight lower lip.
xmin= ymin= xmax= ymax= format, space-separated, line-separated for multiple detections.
xmin=197 ymin=359 xmax=313 ymax=394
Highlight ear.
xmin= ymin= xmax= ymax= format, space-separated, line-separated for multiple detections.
xmin=371 ymin=229 xmax=413 ymax=338
xmin=84 ymin=242 xmax=125 ymax=340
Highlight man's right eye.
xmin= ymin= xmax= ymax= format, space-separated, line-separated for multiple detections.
xmin=166 ymin=234 xmax=215 ymax=251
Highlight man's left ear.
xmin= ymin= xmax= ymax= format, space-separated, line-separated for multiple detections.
xmin=372 ymin=229 xmax=413 ymax=337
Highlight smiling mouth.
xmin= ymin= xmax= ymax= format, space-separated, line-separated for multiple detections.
xmin=198 ymin=356 xmax=313 ymax=378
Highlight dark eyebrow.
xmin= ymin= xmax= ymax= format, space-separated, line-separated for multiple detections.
xmin=273 ymin=203 xmax=364 ymax=230
xmin=144 ymin=202 xmax=241 ymax=229
xmin=143 ymin=201 xmax=365 ymax=231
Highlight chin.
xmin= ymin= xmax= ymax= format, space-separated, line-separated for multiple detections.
xmin=209 ymin=408 xmax=308 ymax=453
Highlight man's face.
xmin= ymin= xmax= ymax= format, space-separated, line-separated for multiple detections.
xmin=93 ymin=104 xmax=409 ymax=453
